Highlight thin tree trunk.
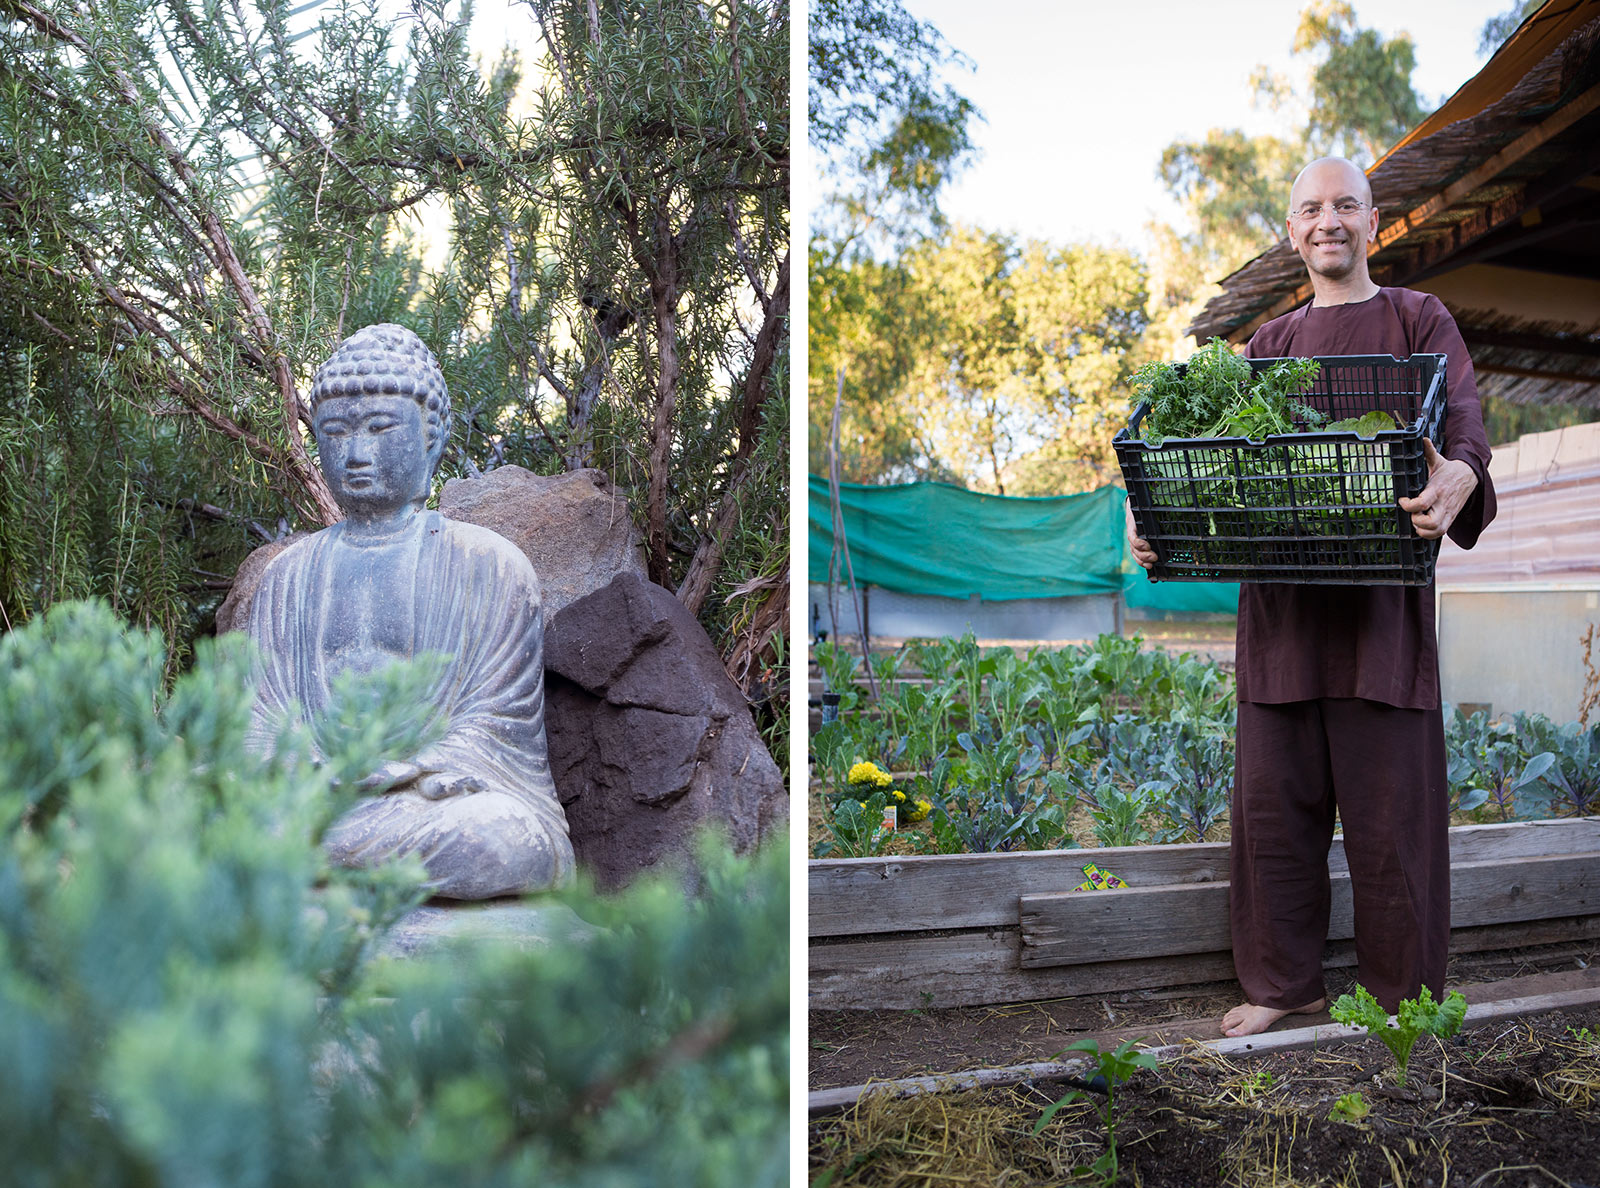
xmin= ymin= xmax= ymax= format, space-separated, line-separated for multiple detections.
xmin=645 ymin=207 xmax=681 ymax=585
xmin=676 ymin=251 xmax=789 ymax=616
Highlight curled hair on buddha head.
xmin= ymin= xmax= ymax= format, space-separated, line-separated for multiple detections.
xmin=308 ymin=323 xmax=451 ymax=471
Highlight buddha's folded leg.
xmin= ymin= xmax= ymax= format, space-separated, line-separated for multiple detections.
xmin=325 ymin=788 xmax=575 ymax=899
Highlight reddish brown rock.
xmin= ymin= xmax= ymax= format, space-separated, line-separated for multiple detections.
xmin=545 ymin=573 xmax=787 ymax=889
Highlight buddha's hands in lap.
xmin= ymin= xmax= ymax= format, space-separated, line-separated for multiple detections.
xmin=355 ymin=758 xmax=485 ymax=799
xmin=415 ymin=772 xmax=487 ymax=800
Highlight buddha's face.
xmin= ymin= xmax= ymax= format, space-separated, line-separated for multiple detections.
xmin=314 ymin=395 xmax=433 ymax=517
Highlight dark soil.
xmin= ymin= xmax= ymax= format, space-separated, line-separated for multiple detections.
xmin=810 ymin=1004 xmax=1600 ymax=1187
xmin=809 ymin=942 xmax=1600 ymax=1187
xmin=810 ymin=943 xmax=1599 ymax=1091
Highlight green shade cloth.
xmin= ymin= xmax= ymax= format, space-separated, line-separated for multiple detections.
xmin=808 ymin=475 xmax=1239 ymax=613
xmin=1123 ymin=555 xmax=1240 ymax=613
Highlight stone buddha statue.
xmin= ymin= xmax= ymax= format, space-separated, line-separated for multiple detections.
xmin=245 ymin=324 xmax=574 ymax=898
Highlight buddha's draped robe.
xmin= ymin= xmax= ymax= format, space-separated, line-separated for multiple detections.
xmin=246 ymin=510 xmax=574 ymax=899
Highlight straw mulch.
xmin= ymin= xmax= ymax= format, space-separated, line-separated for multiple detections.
xmin=810 ymin=1006 xmax=1600 ymax=1187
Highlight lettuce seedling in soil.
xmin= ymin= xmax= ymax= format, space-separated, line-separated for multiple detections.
xmin=1330 ymin=985 xmax=1469 ymax=1087
xmin=1328 ymin=1091 xmax=1370 ymax=1123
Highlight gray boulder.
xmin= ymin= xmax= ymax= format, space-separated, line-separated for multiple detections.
xmin=440 ymin=466 xmax=646 ymax=617
xmin=545 ymin=573 xmax=787 ymax=889
xmin=213 ymin=531 xmax=312 ymax=634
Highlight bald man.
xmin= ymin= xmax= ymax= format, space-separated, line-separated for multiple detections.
xmin=1130 ymin=157 xmax=1496 ymax=1037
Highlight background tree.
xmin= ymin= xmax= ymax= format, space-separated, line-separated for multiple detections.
xmin=1143 ymin=2 xmax=1429 ymax=361
xmin=0 ymin=0 xmax=787 ymax=745
xmin=809 ymin=0 xmax=978 ymax=256
xmin=1479 ymin=0 xmax=1544 ymax=56
xmin=807 ymin=1 xmax=1150 ymax=495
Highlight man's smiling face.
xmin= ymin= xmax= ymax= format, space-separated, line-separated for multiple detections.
xmin=1286 ymin=158 xmax=1380 ymax=283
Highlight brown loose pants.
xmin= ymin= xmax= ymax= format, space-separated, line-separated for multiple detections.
xmin=1229 ymin=697 xmax=1450 ymax=1014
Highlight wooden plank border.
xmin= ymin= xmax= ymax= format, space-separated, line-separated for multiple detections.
xmin=1019 ymin=850 xmax=1600 ymax=968
xmin=808 ymin=819 xmax=1600 ymax=1009
xmin=810 ymin=819 xmax=1600 ymax=937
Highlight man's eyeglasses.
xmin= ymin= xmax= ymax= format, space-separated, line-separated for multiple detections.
xmin=1290 ymin=201 xmax=1368 ymax=222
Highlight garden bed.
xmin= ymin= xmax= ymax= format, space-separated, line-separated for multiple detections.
xmin=809 ymin=993 xmax=1600 ymax=1187
xmin=809 ymin=819 xmax=1600 ymax=1009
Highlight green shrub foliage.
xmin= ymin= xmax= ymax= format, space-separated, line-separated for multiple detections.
xmin=0 ymin=600 xmax=788 ymax=1185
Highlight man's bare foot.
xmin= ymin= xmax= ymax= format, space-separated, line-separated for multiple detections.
xmin=1220 ymin=998 xmax=1326 ymax=1038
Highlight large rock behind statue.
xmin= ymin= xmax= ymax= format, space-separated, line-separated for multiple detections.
xmin=440 ymin=466 xmax=646 ymax=617
xmin=546 ymin=573 xmax=787 ymax=889
xmin=214 ymin=532 xmax=313 ymax=634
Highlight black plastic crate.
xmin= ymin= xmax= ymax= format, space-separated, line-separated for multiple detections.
xmin=1114 ymin=353 xmax=1448 ymax=585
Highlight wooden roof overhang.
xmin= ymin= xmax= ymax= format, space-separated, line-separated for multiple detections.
xmin=1189 ymin=1 xmax=1600 ymax=409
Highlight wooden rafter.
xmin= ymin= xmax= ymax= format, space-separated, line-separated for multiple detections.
xmin=1374 ymin=81 xmax=1600 ymax=250
xmin=1461 ymin=327 xmax=1600 ymax=357
xmin=1474 ymin=361 xmax=1600 ymax=384
xmin=1227 ymin=82 xmax=1600 ymax=343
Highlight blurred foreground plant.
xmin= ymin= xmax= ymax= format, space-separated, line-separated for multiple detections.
xmin=0 ymin=600 xmax=787 ymax=1186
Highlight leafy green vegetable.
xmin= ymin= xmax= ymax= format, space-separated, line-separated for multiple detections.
xmin=1330 ymin=984 xmax=1469 ymax=1087
xmin=1326 ymin=409 xmax=1401 ymax=438
xmin=1133 ymin=337 xmax=1250 ymax=445
xmin=1133 ymin=339 xmax=1321 ymax=444
xmin=1328 ymin=1092 xmax=1370 ymax=1123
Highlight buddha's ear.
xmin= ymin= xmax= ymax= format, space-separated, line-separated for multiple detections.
xmin=426 ymin=423 xmax=448 ymax=475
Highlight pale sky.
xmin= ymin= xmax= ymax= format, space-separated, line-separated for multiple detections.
xmin=896 ymin=0 xmax=1517 ymax=253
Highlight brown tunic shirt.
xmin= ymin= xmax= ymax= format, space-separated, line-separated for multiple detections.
xmin=1236 ymin=288 xmax=1497 ymax=709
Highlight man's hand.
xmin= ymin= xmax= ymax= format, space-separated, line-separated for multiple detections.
xmin=1126 ymin=502 xmax=1157 ymax=570
xmin=1397 ymin=439 xmax=1478 ymax=540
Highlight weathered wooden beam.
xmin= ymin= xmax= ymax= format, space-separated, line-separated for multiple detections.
xmin=1379 ymin=84 xmax=1600 ymax=245
xmin=808 ymin=912 xmax=1600 ymax=1010
xmin=1462 ymin=327 xmax=1600 ymax=358
xmin=1018 ymin=849 xmax=1600 ymax=969
xmin=1474 ymin=361 xmax=1600 ymax=385
xmin=809 ymin=819 xmax=1600 ymax=938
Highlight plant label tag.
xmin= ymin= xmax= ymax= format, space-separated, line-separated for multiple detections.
xmin=1073 ymin=862 xmax=1129 ymax=891
xmin=880 ymin=804 xmax=898 ymax=832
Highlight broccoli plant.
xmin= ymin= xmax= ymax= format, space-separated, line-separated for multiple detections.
xmin=931 ymin=738 xmax=1071 ymax=853
xmin=1150 ymin=721 xmax=1234 ymax=843
xmin=1330 ymin=985 xmax=1468 ymax=1088
xmin=1526 ymin=719 xmax=1600 ymax=817
xmin=1444 ymin=705 xmax=1556 ymax=820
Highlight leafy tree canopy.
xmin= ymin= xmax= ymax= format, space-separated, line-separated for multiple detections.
xmin=811 ymin=225 xmax=1149 ymax=494
xmin=1148 ymin=2 xmax=1430 ymax=356
xmin=1 ymin=0 xmax=788 ymax=756
xmin=809 ymin=0 xmax=979 ymax=258
xmin=1478 ymin=0 xmax=1544 ymax=57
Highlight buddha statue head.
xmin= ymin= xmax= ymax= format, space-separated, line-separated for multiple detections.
xmin=308 ymin=325 xmax=450 ymax=521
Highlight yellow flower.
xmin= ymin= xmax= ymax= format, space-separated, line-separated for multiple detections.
xmin=847 ymin=761 xmax=892 ymax=788
xmin=891 ymin=789 xmax=906 ymax=802
xmin=906 ymin=797 xmax=933 ymax=823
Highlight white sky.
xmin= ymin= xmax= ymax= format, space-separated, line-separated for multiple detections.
xmin=896 ymin=0 xmax=1517 ymax=254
